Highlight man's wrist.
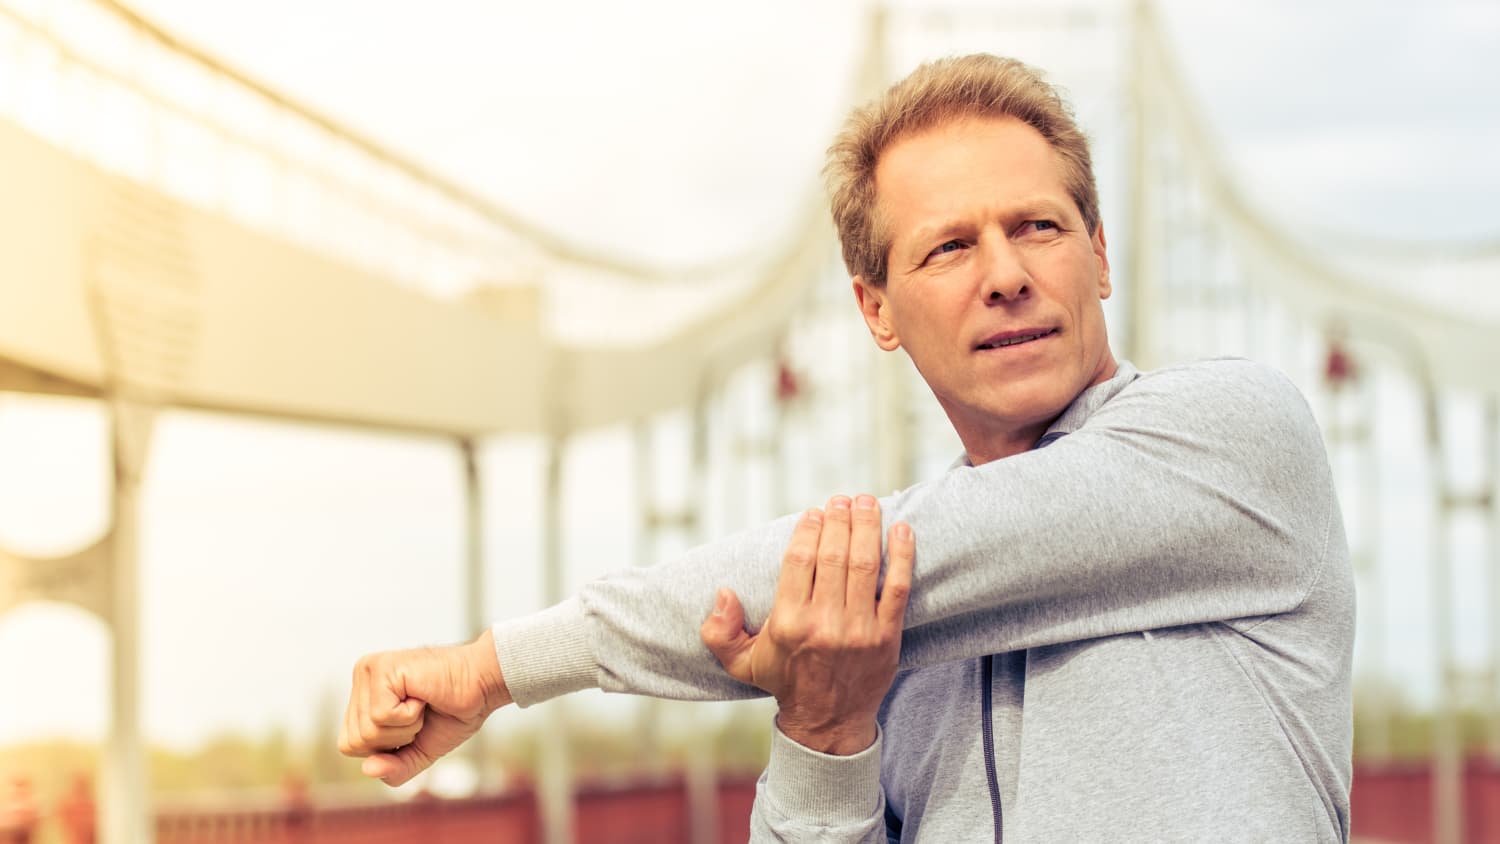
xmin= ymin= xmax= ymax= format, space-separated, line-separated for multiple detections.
xmin=469 ymin=629 xmax=513 ymax=715
xmin=776 ymin=713 xmax=878 ymax=756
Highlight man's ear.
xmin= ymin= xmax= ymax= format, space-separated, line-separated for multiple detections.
xmin=853 ymin=276 xmax=901 ymax=351
xmin=1092 ymin=222 xmax=1112 ymax=300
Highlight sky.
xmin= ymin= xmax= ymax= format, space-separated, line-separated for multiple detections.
xmin=2 ymin=0 xmax=1499 ymax=760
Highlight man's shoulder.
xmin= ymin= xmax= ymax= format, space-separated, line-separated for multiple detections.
xmin=1077 ymin=357 xmax=1327 ymax=472
xmin=1109 ymin=357 xmax=1313 ymax=430
xmin=1131 ymin=356 xmax=1297 ymax=397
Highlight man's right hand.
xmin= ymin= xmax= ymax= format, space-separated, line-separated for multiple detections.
xmin=700 ymin=495 xmax=915 ymax=756
xmin=338 ymin=629 xmax=512 ymax=786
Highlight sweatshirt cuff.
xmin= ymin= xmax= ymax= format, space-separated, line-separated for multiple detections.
xmin=762 ymin=721 xmax=884 ymax=826
xmin=491 ymin=597 xmax=597 ymax=708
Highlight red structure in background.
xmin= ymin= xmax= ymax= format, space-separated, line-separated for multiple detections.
xmin=1351 ymin=758 xmax=1500 ymax=844
xmin=55 ymin=774 xmax=95 ymax=844
xmin=17 ymin=761 xmax=1500 ymax=843
xmin=1324 ymin=334 xmax=1358 ymax=389
xmin=0 ymin=777 xmax=38 ymax=844
xmin=147 ymin=776 xmax=757 ymax=844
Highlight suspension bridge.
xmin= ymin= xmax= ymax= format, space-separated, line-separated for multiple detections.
xmin=1 ymin=1 xmax=1497 ymax=842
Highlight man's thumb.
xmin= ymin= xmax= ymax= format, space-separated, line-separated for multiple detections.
xmin=362 ymin=747 xmax=427 ymax=786
xmin=700 ymin=587 xmax=753 ymax=681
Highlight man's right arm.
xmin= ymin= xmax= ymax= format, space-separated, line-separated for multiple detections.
xmin=698 ymin=495 xmax=910 ymax=843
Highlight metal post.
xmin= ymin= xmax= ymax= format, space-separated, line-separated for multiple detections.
xmin=851 ymin=4 xmax=912 ymax=495
xmin=685 ymin=388 xmax=719 ymax=844
xmin=1428 ymin=387 xmax=1462 ymax=844
xmin=1122 ymin=0 xmax=1158 ymax=369
xmin=770 ymin=351 xmax=792 ymax=517
xmin=634 ymin=418 xmax=657 ymax=570
xmin=458 ymin=437 xmax=491 ymax=791
xmin=632 ymin=418 xmax=667 ymax=779
xmin=1359 ymin=376 xmax=1391 ymax=762
xmin=1325 ymin=347 xmax=1390 ymax=761
xmin=100 ymin=397 xmax=154 ymax=844
xmin=536 ymin=423 xmax=574 ymax=844
xmin=1485 ymin=396 xmax=1500 ymax=761
xmin=871 ymin=334 xmax=912 ymax=493
xmin=535 ymin=340 xmax=574 ymax=844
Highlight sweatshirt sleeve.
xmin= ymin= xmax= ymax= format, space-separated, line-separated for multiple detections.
xmin=494 ymin=359 xmax=1339 ymax=706
xmin=748 ymin=724 xmax=888 ymax=843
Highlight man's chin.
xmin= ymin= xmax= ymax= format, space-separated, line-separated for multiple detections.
xmin=990 ymin=375 xmax=1077 ymax=421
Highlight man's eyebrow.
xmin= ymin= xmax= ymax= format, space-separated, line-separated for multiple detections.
xmin=906 ymin=220 xmax=968 ymax=250
xmin=902 ymin=199 xmax=1076 ymax=249
xmin=1008 ymin=197 xmax=1074 ymax=219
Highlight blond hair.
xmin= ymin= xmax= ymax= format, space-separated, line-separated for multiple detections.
xmin=825 ymin=54 xmax=1100 ymax=286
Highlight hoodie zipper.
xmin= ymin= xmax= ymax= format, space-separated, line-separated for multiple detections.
xmin=982 ymin=654 xmax=1003 ymax=841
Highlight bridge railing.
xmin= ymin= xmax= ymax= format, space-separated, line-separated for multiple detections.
xmin=11 ymin=773 xmax=761 ymax=844
xmin=10 ymin=764 xmax=1500 ymax=844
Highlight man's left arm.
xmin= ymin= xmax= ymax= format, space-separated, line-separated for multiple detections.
xmin=497 ymin=360 xmax=1339 ymax=706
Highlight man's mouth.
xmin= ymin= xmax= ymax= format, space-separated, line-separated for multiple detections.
xmin=975 ymin=328 xmax=1058 ymax=350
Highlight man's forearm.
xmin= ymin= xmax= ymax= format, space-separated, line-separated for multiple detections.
xmin=491 ymin=599 xmax=598 ymax=707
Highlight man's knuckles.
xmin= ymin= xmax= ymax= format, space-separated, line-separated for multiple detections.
xmin=355 ymin=651 xmax=391 ymax=675
xmin=848 ymin=551 xmax=880 ymax=574
xmin=880 ymin=580 xmax=911 ymax=605
xmin=370 ymin=704 xmax=416 ymax=729
xmin=766 ymin=616 xmax=811 ymax=643
xmin=768 ymin=624 xmax=873 ymax=653
xmin=783 ymin=547 xmax=817 ymax=569
xmin=359 ymin=719 xmax=416 ymax=750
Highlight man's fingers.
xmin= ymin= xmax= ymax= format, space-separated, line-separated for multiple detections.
xmin=775 ymin=508 xmax=824 ymax=609
xmin=846 ymin=495 xmax=883 ymax=615
xmin=366 ymin=697 xmax=427 ymax=750
xmin=699 ymin=587 xmax=756 ymax=684
xmin=810 ymin=496 xmax=853 ymax=609
xmin=339 ymin=695 xmax=362 ymax=756
xmin=374 ymin=696 xmax=427 ymax=728
xmin=355 ymin=671 xmax=426 ymax=752
xmin=353 ymin=703 xmax=426 ymax=755
xmin=877 ymin=522 xmax=915 ymax=631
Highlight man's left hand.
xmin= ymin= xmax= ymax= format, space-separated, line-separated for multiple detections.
xmin=700 ymin=494 xmax=915 ymax=755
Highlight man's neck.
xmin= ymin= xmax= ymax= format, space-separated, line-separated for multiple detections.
xmin=961 ymin=420 xmax=1053 ymax=466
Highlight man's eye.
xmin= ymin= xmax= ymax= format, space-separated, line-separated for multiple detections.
xmin=930 ymin=240 xmax=964 ymax=257
xmin=1028 ymin=220 xmax=1058 ymax=233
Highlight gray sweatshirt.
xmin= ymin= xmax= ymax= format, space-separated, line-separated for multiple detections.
xmin=492 ymin=359 xmax=1354 ymax=842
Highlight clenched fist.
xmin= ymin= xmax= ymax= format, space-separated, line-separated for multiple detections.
xmin=338 ymin=629 xmax=512 ymax=786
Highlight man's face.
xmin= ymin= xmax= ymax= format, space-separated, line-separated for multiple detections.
xmin=854 ymin=115 xmax=1116 ymax=458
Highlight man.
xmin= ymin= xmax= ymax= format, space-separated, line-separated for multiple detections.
xmin=341 ymin=54 xmax=1353 ymax=841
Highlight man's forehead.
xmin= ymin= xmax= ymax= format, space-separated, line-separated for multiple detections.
xmin=873 ymin=119 xmax=1077 ymax=240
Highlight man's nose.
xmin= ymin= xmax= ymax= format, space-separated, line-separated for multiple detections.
xmin=980 ymin=240 xmax=1031 ymax=303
